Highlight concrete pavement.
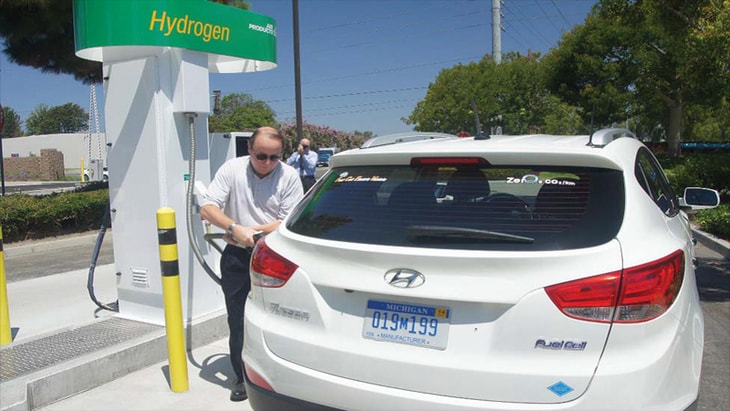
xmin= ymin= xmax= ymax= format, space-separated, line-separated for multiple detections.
xmin=37 ymin=337 xmax=251 ymax=411
xmin=1 ymin=236 xmax=251 ymax=411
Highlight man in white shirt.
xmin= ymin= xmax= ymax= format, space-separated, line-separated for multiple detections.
xmin=201 ymin=126 xmax=303 ymax=402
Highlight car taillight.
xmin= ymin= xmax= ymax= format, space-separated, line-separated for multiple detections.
xmin=250 ymin=238 xmax=298 ymax=288
xmin=615 ymin=249 xmax=684 ymax=322
xmin=245 ymin=363 xmax=274 ymax=391
xmin=545 ymin=250 xmax=685 ymax=323
xmin=545 ymin=272 xmax=621 ymax=322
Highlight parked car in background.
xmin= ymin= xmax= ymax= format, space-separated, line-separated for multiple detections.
xmin=316 ymin=153 xmax=331 ymax=167
xmin=83 ymin=166 xmax=108 ymax=182
xmin=244 ymin=129 xmax=719 ymax=411
xmin=316 ymin=147 xmax=337 ymax=167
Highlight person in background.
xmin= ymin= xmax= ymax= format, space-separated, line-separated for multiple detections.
xmin=286 ymin=138 xmax=318 ymax=192
xmin=200 ymin=126 xmax=304 ymax=402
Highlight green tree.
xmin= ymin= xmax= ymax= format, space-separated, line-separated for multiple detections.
xmin=0 ymin=0 xmax=101 ymax=84
xmin=682 ymin=0 xmax=730 ymax=141
xmin=0 ymin=105 xmax=24 ymax=137
xmin=544 ymin=0 xmax=730 ymax=157
xmin=406 ymin=52 xmax=585 ymax=136
xmin=541 ymin=11 xmax=637 ymax=132
xmin=406 ymin=59 xmax=486 ymax=134
xmin=208 ymin=93 xmax=277 ymax=132
xmin=685 ymin=97 xmax=730 ymax=142
xmin=620 ymin=0 xmax=729 ymax=156
xmin=25 ymin=103 xmax=87 ymax=135
xmin=539 ymin=96 xmax=589 ymax=135
xmin=0 ymin=0 xmax=249 ymax=84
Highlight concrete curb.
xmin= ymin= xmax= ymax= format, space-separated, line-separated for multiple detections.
xmin=0 ymin=312 xmax=228 ymax=411
xmin=691 ymin=226 xmax=730 ymax=260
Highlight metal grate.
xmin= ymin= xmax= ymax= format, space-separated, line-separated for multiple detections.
xmin=0 ymin=317 xmax=161 ymax=382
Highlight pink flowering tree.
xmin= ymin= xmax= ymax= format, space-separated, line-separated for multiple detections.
xmin=279 ymin=121 xmax=369 ymax=157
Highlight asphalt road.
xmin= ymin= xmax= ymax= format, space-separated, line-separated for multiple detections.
xmin=4 ymin=231 xmax=115 ymax=283
xmin=2 ymin=181 xmax=81 ymax=195
xmin=2 ymin=234 xmax=728 ymax=409
xmin=694 ymin=244 xmax=730 ymax=411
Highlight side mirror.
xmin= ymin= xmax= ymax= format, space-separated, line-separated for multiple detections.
xmin=679 ymin=187 xmax=720 ymax=210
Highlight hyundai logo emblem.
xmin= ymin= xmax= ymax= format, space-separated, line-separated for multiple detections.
xmin=384 ymin=269 xmax=425 ymax=288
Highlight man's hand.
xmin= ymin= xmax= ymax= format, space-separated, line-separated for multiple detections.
xmin=227 ymin=225 xmax=262 ymax=248
xmin=297 ymin=144 xmax=305 ymax=154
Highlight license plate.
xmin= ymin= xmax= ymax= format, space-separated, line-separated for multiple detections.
xmin=362 ymin=300 xmax=450 ymax=350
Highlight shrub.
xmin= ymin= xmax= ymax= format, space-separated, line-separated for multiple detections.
xmin=658 ymin=152 xmax=729 ymax=240
xmin=659 ymin=153 xmax=730 ymax=202
xmin=692 ymin=205 xmax=730 ymax=240
xmin=0 ymin=188 xmax=109 ymax=243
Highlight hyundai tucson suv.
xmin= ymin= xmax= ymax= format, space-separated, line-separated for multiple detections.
xmin=243 ymin=129 xmax=719 ymax=411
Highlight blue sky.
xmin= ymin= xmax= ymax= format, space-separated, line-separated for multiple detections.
xmin=0 ymin=0 xmax=597 ymax=137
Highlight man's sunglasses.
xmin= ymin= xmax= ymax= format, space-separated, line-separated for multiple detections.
xmin=253 ymin=153 xmax=281 ymax=161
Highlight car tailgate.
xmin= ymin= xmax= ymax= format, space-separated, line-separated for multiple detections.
xmin=257 ymin=233 xmax=623 ymax=404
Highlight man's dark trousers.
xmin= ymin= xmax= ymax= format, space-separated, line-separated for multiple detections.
xmin=220 ymin=245 xmax=252 ymax=384
xmin=301 ymin=175 xmax=316 ymax=192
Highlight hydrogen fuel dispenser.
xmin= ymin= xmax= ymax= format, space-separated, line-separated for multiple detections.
xmin=73 ymin=0 xmax=277 ymax=325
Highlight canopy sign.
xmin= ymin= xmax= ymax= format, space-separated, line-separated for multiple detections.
xmin=73 ymin=0 xmax=276 ymax=73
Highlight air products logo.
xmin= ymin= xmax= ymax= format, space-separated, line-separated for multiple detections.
xmin=248 ymin=23 xmax=276 ymax=37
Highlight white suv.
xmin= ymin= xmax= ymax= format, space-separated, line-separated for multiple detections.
xmin=243 ymin=129 xmax=719 ymax=411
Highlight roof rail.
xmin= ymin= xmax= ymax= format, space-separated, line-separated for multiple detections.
xmin=361 ymin=132 xmax=457 ymax=149
xmin=587 ymin=128 xmax=636 ymax=147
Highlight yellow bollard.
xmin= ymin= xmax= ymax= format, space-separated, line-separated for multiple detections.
xmin=156 ymin=208 xmax=189 ymax=393
xmin=80 ymin=158 xmax=85 ymax=182
xmin=0 ymin=226 xmax=12 ymax=345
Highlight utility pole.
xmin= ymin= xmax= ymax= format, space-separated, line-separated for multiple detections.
xmin=292 ymin=0 xmax=303 ymax=140
xmin=0 ymin=56 xmax=4 ymax=195
xmin=492 ymin=0 xmax=502 ymax=64
xmin=0 ymin=104 xmax=5 ymax=196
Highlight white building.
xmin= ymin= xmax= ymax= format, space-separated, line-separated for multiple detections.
xmin=2 ymin=133 xmax=107 ymax=173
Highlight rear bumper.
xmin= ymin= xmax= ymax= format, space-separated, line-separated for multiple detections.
xmin=243 ymin=278 xmax=702 ymax=411
xmin=245 ymin=328 xmax=700 ymax=410
xmin=245 ymin=376 xmax=342 ymax=411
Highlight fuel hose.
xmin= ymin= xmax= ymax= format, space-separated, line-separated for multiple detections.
xmin=184 ymin=112 xmax=222 ymax=285
xmin=87 ymin=200 xmax=118 ymax=311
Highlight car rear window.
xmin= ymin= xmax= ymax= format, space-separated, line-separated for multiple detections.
xmin=286 ymin=164 xmax=624 ymax=251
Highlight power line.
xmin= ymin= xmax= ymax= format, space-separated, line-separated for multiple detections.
xmin=551 ymin=0 xmax=572 ymax=27
xmin=533 ymin=0 xmax=563 ymax=36
xmin=277 ymin=98 xmax=416 ymax=116
xmin=267 ymin=86 xmax=428 ymax=104
xmin=501 ymin=2 xmax=552 ymax=52
xmin=302 ymin=1 xmax=448 ymax=34
xmin=239 ymin=1 xmax=596 ymax=131
xmin=302 ymin=0 xmax=484 ymax=40
xmin=245 ymin=57 xmax=481 ymax=93
xmin=501 ymin=1 xmax=591 ymax=53
xmin=307 ymin=22 xmax=489 ymax=55
xmin=298 ymin=104 xmax=417 ymax=119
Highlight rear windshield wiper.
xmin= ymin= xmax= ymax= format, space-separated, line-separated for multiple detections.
xmin=407 ymin=225 xmax=534 ymax=244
